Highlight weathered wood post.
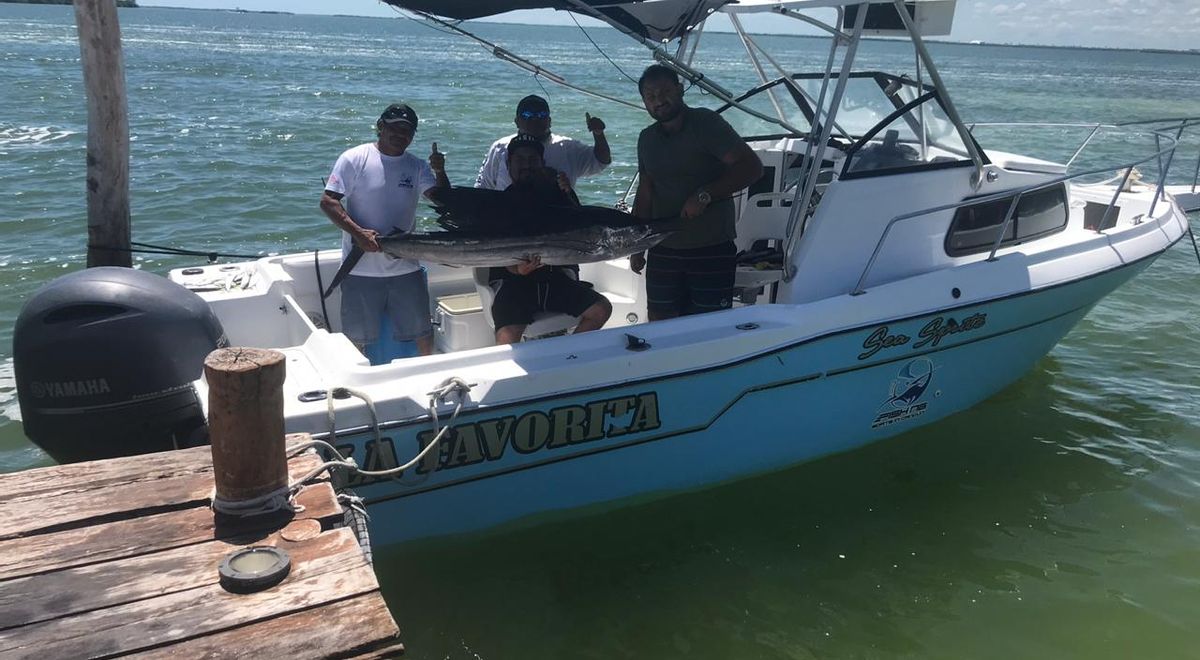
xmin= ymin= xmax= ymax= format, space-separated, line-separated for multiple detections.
xmin=73 ymin=0 xmax=131 ymax=267
xmin=204 ymin=348 xmax=288 ymax=512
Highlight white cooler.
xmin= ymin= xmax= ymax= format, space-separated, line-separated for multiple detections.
xmin=433 ymin=292 xmax=494 ymax=353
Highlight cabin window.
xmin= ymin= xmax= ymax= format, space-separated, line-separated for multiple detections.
xmin=945 ymin=184 xmax=1068 ymax=256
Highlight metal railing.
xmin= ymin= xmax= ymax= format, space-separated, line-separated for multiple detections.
xmin=849 ymin=117 xmax=1200 ymax=296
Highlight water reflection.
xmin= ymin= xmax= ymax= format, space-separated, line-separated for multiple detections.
xmin=375 ymin=362 xmax=1198 ymax=659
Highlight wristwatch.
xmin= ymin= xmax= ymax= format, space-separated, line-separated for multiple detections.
xmin=696 ymin=187 xmax=712 ymax=205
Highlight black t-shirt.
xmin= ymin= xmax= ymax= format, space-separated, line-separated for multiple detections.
xmin=489 ymin=168 xmax=581 ymax=283
xmin=637 ymin=106 xmax=743 ymax=249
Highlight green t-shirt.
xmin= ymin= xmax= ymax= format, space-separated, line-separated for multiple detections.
xmin=637 ymin=107 xmax=744 ymax=250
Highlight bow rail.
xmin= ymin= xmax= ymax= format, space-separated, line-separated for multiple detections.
xmin=850 ymin=117 xmax=1200 ymax=296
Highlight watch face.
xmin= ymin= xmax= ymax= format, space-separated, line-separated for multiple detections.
xmin=698 ymin=190 xmax=711 ymax=203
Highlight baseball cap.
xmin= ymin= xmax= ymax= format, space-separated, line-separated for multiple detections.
xmin=515 ymin=95 xmax=550 ymax=114
xmin=379 ymin=103 xmax=418 ymax=129
xmin=507 ymin=133 xmax=545 ymax=158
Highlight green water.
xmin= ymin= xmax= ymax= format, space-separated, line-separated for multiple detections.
xmin=2 ymin=6 xmax=1199 ymax=658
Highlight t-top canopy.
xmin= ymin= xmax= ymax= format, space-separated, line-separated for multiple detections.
xmin=385 ymin=0 xmax=955 ymax=41
xmin=385 ymin=0 xmax=730 ymax=42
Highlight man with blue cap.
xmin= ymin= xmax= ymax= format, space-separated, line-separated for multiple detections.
xmin=474 ymin=94 xmax=611 ymax=191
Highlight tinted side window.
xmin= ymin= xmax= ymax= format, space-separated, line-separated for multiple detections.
xmin=946 ymin=185 xmax=1068 ymax=256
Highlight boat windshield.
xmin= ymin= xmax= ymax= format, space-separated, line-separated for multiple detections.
xmin=717 ymin=72 xmax=976 ymax=176
xmin=841 ymin=87 xmax=975 ymax=178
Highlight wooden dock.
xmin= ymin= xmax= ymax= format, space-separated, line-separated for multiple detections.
xmin=0 ymin=435 xmax=404 ymax=658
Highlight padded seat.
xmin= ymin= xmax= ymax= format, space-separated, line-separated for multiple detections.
xmin=472 ymin=268 xmax=578 ymax=340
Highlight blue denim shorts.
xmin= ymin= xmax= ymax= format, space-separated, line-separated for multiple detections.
xmin=339 ymin=270 xmax=432 ymax=345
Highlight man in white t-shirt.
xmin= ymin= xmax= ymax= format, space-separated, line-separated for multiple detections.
xmin=319 ymin=103 xmax=449 ymax=358
xmin=474 ymin=95 xmax=611 ymax=192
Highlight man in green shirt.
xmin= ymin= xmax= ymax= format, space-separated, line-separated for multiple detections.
xmin=631 ymin=64 xmax=763 ymax=320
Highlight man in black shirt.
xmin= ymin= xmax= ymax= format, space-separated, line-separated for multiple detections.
xmin=631 ymin=65 xmax=763 ymax=320
xmin=488 ymin=134 xmax=612 ymax=344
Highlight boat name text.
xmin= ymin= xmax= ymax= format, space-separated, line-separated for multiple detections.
xmin=858 ymin=313 xmax=987 ymax=360
xmin=337 ymin=392 xmax=661 ymax=488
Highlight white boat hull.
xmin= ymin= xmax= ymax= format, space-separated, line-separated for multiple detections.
xmin=323 ymin=252 xmax=1158 ymax=545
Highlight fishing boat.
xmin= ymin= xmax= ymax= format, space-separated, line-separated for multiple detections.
xmin=14 ymin=0 xmax=1199 ymax=546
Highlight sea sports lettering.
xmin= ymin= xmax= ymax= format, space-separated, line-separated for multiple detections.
xmin=872 ymin=401 xmax=927 ymax=428
xmin=912 ymin=313 xmax=987 ymax=350
xmin=858 ymin=326 xmax=911 ymax=360
xmin=858 ymin=313 xmax=987 ymax=360
xmin=335 ymin=392 xmax=661 ymax=488
xmin=28 ymin=378 xmax=112 ymax=399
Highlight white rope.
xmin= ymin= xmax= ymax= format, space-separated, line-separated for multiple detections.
xmin=210 ymin=484 xmax=298 ymax=518
xmin=294 ymin=377 xmax=476 ymax=484
xmin=209 ymin=374 xmax=467 ymax=517
xmin=327 ymin=386 xmax=382 ymax=448
xmin=208 ymin=439 xmax=351 ymax=518
xmin=353 ymin=377 xmax=472 ymax=477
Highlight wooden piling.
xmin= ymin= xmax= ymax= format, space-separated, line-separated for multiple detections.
xmin=204 ymin=347 xmax=288 ymax=505
xmin=0 ymin=438 xmax=404 ymax=658
xmin=73 ymin=0 xmax=132 ymax=268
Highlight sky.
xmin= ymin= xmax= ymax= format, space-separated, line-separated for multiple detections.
xmin=136 ymin=0 xmax=1200 ymax=51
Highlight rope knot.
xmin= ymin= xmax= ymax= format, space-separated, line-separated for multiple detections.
xmin=428 ymin=377 xmax=474 ymax=408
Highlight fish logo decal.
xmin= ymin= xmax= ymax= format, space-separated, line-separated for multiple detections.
xmin=872 ymin=358 xmax=936 ymax=428
xmin=880 ymin=358 xmax=934 ymax=411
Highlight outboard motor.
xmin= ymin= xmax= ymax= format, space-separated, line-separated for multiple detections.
xmin=14 ymin=267 xmax=228 ymax=463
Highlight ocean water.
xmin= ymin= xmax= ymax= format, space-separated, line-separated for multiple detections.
xmin=2 ymin=5 xmax=1200 ymax=658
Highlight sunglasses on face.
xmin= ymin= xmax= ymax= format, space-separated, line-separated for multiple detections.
xmin=519 ymin=110 xmax=550 ymax=120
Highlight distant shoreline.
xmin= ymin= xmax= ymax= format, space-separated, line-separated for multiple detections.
xmin=10 ymin=2 xmax=1200 ymax=56
xmin=3 ymin=0 xmax=139 ymax=6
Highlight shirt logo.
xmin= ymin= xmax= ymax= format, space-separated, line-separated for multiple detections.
xmin=397 ymin=175 xmax=414 ymax=189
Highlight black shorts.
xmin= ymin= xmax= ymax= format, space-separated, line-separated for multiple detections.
xmin=490 ymin=268 xmax=604 ymax=329
xmin=646 ymin=241 xmax=736 ymax=317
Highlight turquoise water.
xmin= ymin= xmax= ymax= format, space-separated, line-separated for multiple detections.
xmin=2 ymin=6 xmax=1200 ymax=658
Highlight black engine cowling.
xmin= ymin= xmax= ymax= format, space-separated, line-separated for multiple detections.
xmin=14 ymin=267 xmax=228 ymax=463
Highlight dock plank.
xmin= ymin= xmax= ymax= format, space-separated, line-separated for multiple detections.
xmin=0 ymin=444 xmax=326 ymax=541
xmin=128 ymin=594 xmax=405 ymax=659
xmin=0 ymin=446 xmax=214 ymax=504
xmin=0 ymin=528 xmax=380 ymax=659
xmin=0 ymin=482 xmax=341 ymax=581
xmin=0 ymin=434 xmax=401 ymax=657
xmin=0 ymin=522 xmax=356 ymax=630
xmin=0 ymin=434 xmax=314 ymax=503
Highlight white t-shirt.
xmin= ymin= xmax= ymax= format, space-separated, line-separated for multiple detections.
xmin=473 ymin=133 xmax=607 ymax=191
xmin=325 ymin=143 xmax=436 ymax=277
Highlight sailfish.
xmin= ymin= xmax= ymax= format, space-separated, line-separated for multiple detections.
xmin=323 ymin=185 xmax=678 ymax=298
